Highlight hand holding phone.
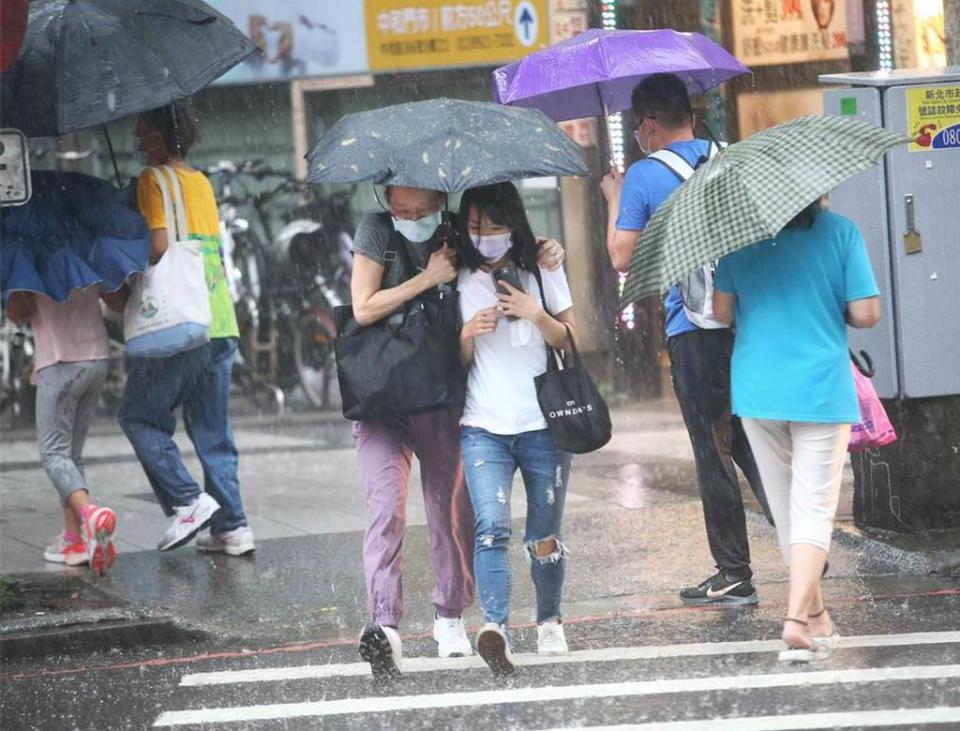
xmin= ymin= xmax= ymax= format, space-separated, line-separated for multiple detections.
xmin=492 ymin=263 xmax=525 ymax=320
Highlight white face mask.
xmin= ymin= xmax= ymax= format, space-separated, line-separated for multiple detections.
xmin=636 ymin=121 xmax=654 ymax=156
xmin=470 ymin=232 xmax=513 ymax=262
xmin=391 ymin=211 xmax=442 ymax=243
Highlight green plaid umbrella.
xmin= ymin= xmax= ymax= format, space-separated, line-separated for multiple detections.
xmin=620 ymin=115 xmax=909 ymax=308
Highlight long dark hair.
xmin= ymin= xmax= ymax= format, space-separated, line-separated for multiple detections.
xmin=456 ymin=182 xmax=539 ymax=271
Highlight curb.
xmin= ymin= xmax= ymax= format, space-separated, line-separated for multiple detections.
xmin=0 ymin=575 xmax=210 ymax=662
xmin=832 ymin=522 xmax=960 ymax=577
xmin=1 ymin=616 xmax=208 ymax=661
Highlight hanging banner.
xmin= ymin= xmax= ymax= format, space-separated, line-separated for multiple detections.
xmin=730 ymin=0 xmax=849 ymax=66
xmin=907 ymin=86 xmax=960 ymax=152
xmin=365 ymin=0 xmax=551 ymax=71
xmin=209 ymin=0 xmax=369 ymax=84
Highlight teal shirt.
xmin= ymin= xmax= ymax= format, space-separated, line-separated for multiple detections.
xmin=714 ymin=211 xmax=879 ymax=423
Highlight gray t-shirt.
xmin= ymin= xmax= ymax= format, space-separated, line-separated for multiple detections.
xmin=352 ymin=213 xmax=438 ymax=290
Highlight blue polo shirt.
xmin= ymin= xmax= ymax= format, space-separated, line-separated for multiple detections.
xmin=616 ymin=139 xmax=712 ymax=338
xmin=713 ymin=211 xmax=880 ymax=423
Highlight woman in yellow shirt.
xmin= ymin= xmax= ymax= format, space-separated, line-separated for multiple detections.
xmin=118 ymin=103 xmax=253 ymax=556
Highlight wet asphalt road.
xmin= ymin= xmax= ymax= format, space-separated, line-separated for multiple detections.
xmin=3 ymin=409 xmax=960 ymax=729
xmin=3 ymin=557 xmax=960 ymax=729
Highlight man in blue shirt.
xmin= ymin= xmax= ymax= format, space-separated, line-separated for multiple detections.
xmin=600 ymin=74 xmax=771 ymax=606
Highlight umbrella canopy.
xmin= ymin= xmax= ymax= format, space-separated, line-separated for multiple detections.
xmin=306 ymin=98 xmax=588 ymax=193
xmin=1 ymin=171 xmax=150 ymax=302
xmin=492 ymin=28 xmax=749 ymax=122
xmin=0 ymin=0 xmax=255 ymax=137
xmin=620 ymin=115 xmax=909 ymax=307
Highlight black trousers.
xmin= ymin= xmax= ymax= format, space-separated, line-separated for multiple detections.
xmin=668 ymin=328 xmax=772 ymax=579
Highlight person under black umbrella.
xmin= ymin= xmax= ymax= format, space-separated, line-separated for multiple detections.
xmin=351 ymin=183 xmax=566 ymax=678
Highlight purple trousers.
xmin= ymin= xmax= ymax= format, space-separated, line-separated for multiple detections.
xmin=353 ymin=406 xmax=475 ymax=627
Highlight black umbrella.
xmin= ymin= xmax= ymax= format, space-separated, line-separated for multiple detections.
xmin=0 ymin=0 xmax=255 ymax=138
xmin=306 ymin=98 xmax=588 ymax=193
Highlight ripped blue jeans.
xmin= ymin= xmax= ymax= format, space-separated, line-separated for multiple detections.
xmin=460 ymin=426 xmax=572 ymax=627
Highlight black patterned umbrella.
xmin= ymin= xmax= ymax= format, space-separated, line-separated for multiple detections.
xmin=621 ymin=115 xmax=909 ymax=307
xmin=1 ymin=0 xmax=255 ymax=137
xmin=306 ymin=98 xmax=588 ymax=193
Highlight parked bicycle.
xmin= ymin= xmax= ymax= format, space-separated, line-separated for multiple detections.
xmin=205 ymin=161 xmax=355 ymax=411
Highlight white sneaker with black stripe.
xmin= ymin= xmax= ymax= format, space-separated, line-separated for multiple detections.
xmin=157 ymin=493 xmax=220 ymax=551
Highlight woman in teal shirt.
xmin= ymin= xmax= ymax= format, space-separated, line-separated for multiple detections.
xmin=713 ymin=202 xmax=880 ymax=662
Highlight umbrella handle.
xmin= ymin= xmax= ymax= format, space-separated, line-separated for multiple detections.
xmin=102 ymin=127 xmax=122 ymax=187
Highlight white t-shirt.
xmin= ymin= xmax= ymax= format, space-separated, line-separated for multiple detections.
xmin=458 ymin=265 xmax=573 ymax=435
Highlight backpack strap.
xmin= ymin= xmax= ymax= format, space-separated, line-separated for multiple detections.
xmin=647 ymin=148 xmax=696 ymax=182
xmin=648 ymin=142 xmax=722 ymax=182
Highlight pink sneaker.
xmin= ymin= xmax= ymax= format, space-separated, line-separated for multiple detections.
xmin=82 ymin=505 xmax=117 ymax=577
xmin=44 ymin=533 xmax=89 ymax=566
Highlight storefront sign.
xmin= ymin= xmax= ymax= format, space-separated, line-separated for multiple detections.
xmin=892 ymin=0 xmax=948 ymax=70
xmin=365 ymin=0 xmax=551 ymax=71
xmin=907 ymin=86 xmax=960 ymax=152
xmin=730 ymin=0 xmax=849 ymax=66
xmin=210 ymin=0 xmax=369 ymax=84
xmin=737 ymin=88 xmax=823 ymax=138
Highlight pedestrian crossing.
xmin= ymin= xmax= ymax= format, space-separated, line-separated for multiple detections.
xmin=154 ymin=631 xmax=960 ymax=728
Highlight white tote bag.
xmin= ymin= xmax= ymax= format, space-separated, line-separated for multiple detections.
xmin=124 ymin=166 xmax=211 ymax=357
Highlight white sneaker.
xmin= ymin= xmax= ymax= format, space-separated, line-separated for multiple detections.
xmin=196 ymin=527 xmax=256 ymax=556
xmin=537 ymin=619 xmax=569 ymax=655
xmin=358 ymin=624 xmax=403 ymax=678
xmin=157 ymin=493 xmax=220 ymax=551
xmin=433 ymin=615 xmax=473 ymax=658
xmin=476 ymin=623 xmax=515 ymax=677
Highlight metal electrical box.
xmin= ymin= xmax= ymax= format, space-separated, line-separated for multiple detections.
xmin=822 ymin=68 xmax=960 ymax=399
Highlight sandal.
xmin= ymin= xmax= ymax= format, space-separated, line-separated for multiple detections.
xmin=778 ymin=617 xmax=830 ymax=664
xmin=809 ymin=607 xmax=840 ymax=650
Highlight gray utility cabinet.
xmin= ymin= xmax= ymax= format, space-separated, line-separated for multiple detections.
xmin=822 ymin=68 xmax=960 ymax=399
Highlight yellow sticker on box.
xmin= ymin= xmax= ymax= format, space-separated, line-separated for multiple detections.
xmin=907 ymin=86 xmax=960 ymax=152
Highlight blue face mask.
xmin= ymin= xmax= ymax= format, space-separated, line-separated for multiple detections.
xmin=391 ymin=211 xmax=442 ymax=243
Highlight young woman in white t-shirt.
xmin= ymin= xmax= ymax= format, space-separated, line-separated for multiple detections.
xmin=455 ymin=182 xmax=576 ymax=676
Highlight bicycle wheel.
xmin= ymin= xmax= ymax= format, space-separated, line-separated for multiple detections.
xmin=293 ymin=309 xmax=337 ymax=410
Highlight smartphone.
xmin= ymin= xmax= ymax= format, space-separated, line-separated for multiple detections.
xmin=492 ymin=262 xmax=525 ymax=321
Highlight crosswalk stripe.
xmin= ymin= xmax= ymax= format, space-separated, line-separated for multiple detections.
xmin=179 ymin=630 xmax=960 ymax=687
xmin=541 ymin=707 xmax=960 ymax=730
xmin=154 ymin=663 xmax=960 ymax=726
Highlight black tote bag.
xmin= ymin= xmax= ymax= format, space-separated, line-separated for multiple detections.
xmin=530 ymin=270 xmax=611 ymax=454
xmin=334 ymin=230 xmax=466 ymax=421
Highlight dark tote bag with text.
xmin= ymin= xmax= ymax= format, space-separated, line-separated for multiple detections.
xmin=531 ymin=270 xmax=611 ymax=453
xmin=334 ymin=230 xmax=466 ymax=421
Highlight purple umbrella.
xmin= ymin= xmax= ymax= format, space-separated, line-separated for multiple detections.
xmin=493 ymin=28 xmax=750 ymax=122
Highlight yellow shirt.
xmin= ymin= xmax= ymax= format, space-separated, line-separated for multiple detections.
xmin=137 ymin=166 xmax=239 ymax=340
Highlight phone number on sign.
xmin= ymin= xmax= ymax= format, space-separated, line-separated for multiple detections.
xmin=932 ymin=124 xmax=960 ymax=149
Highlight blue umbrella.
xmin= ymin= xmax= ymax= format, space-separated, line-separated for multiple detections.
xmin=1 ymin=171 xmax=150 ymax=303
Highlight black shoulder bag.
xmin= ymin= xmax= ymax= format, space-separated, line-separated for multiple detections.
xmin=531 ymin=268 xmax=612 ymax=453
xmin=333 ymin=220 xmax=466 ymax=421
